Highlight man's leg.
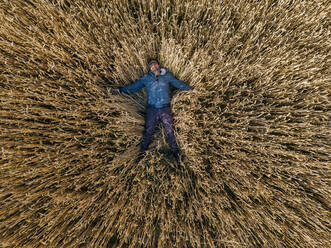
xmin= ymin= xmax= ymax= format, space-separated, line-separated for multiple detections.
xmin=159 ymin=107 xmax=180 ymax=162
xmin=140 ymin=106 xmax=159 ymax=154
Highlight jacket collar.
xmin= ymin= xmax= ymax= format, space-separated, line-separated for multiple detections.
xmin=149 ymin=68 xmax=167 ymax=77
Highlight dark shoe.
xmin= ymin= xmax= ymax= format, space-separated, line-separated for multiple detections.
xmin=135 ymin=152 xmax=145 ymax=164
xmin=174 ymin=152 xmax=181 ymax=164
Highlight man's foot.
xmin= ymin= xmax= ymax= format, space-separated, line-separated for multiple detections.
xmin=135 ymin=152 xmax=145 ymax=164
xmin=174 ymin=152 xmax=181 ymax=165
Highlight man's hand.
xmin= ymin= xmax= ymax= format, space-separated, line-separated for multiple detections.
xmin=110 ymin=88 xmax=121 ymax=95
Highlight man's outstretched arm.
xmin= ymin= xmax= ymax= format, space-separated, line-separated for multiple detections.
xmin=119 ymin=77 xmax=146 ymax=93
xmin=168 ymin=73 xmax=193 ymax=90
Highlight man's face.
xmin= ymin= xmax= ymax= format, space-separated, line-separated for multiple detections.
xmin=149 ymin=62 xmax=160 ymax=75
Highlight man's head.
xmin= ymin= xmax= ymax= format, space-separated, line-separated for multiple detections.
xmin=148 ymin=59 xmax=161 ymax=76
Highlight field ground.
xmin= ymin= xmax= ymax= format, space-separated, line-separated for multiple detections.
xmin=0 ymin=0 xmax=330 ymax=247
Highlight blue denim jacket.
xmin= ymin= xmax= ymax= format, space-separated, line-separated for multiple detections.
xmin=119 ymin=68 xmax=193 ymax=108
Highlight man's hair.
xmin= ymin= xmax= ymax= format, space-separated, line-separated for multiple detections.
xmin=148 ymin=59 xmax=160 ymax=68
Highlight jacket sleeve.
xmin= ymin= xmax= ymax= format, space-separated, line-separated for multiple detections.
xmin=119 ymin=76 xmax=146 ymax=93
xmin=168 ymin=72 xmax=193 ymax=90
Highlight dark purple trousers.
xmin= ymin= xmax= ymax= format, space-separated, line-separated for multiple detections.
xmin=140 ymin=105 xmax=179 ymax=155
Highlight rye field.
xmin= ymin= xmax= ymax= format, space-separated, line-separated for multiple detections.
xmin=0 ymin=0 xmax=330 ymax=247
